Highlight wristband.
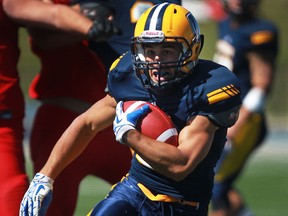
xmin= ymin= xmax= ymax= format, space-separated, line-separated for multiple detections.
xmin=242 ymin=87 xmax=266 ymax=112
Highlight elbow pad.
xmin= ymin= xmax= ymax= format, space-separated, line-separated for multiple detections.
xmin=208 ymin=105 xmax=241 ymax=128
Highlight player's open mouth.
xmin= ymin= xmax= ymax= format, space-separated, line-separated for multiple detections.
xmin=152 ymin=71 xmax=170 ymax=82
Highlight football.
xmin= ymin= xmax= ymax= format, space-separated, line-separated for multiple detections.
xmin=123 ymin=101 xmax=178 ymax=147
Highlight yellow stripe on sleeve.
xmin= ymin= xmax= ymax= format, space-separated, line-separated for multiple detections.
xmin=109 ymin=52 xmax=127 ymax=71
xmin=251 ymin=31 xmax=274 ymax=45
xmin=207 ymin=85 xmax=240 ymax=104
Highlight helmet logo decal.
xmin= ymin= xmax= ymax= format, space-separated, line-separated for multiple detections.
xmin=139 ymin=30 xmax=165 ymax=42
xmin=141 ymin=30 xmax=164 ymax=37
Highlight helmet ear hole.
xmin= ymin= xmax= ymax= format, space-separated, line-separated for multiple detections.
xmin=195 ymin=45 xmax=200 ymax=56
xmin=199 ymin=34 xmax=204 ymax=54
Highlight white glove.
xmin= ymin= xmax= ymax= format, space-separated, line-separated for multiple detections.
xmin=113 ymin=101 xmax=149 ymax=143
xmin=19 ymin=173 xmax=54 ymax=216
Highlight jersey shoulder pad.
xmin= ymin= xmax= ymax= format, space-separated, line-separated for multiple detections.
xmin=196 ymin=61 xmax=242 ymax=127
xmin=109 ymin=51 xmax=132 ymax=72
xmin=249 ymin=19 xmax=278 ymax=48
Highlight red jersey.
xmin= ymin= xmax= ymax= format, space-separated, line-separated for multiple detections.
xmin=29 ymin=42 xmax=107 ymax=103
xmin=28 ymin=0 xmax=108 ymax=103
xmin=0 ymin=0 xmax=25 ymax=119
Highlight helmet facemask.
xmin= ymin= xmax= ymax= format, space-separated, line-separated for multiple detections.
xmin=132 ymin=32 xmax=203 ymax=94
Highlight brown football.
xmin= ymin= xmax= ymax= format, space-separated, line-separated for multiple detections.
xmin=123 ymin=101 xmax=178 ymax=146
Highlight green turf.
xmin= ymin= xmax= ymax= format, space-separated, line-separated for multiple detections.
xmin=75 ymin=177 xmax=111 ymax=215
xmin=236 ymin=157 xmax=288 ymax=215
xmin=73 ymin=153 xmax=288 ymax=216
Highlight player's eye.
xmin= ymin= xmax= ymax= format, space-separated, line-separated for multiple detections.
xmin=146 ymin=49 xmax=155 ymax=55
xmin=162 ymin=50 xmax=173 ymax=55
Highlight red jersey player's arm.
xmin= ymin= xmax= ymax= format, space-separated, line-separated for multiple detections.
xmin=2 ymin=0 xmax=92 ymax=39
xmin=26 ymin=1 xmax=94 ymax=50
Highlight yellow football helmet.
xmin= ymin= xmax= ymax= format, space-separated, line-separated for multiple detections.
xmin=131 ymin=3 xmax=204 ymax=93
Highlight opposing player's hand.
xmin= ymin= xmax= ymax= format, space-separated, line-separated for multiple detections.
xmin=113 ymin=101 xmax=150 ymax=144
xmin=19 ymin=173 xmax=54 ymax=216
xmin=87 ymin=18 xmax=121 ymax=41
xmin=78 ymin=1 xmax=114 ymax=21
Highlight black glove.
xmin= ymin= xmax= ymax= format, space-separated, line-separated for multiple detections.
xmin=72 ymin=1 xmax=121 ymax=41
xmin=87 ymin=19 xmax=121 ymax=41
xmin=78 ymin=1 xmax=115 ymax=21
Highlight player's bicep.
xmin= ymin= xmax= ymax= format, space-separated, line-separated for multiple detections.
xmin=178 ymin=115 xmax=218 ymax=168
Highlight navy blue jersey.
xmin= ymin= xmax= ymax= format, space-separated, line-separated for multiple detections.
xmin=214 ymin=17 xmax=278 ymax=96
xmin=107 ymin=51 xmax=242 ymax=202
xmin=90 ymin=0 xmax=182 ymax=69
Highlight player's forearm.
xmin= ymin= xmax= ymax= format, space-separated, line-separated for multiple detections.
xmin=248 ymin=52 xmax=275 ymax=93
xmin=3 ymin=0 xmax=92 ymax=38
xmin=251 ymin=67 xmax=274 ymax=94
xmin=125 ymin=130 xmax=187 ymax=180
xmin=52 ymin=5 xmax=92 ymax=38
xmin=242 ymin=52 xmax=275 ymax=114
xmin=125 ymin=127 xmax=212 ymax=182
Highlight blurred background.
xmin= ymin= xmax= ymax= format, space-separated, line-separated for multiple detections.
xmin=17 ymin=0 xmax=287 ymax=215
xmin=19 ymin=0 xmax=288 ymax=131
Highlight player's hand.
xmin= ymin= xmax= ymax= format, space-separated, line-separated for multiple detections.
xmin=113 ymin=101 xmax=150 ymax=144
xmin=87 ymin=18 xmax=121 ymax=41
xmin=78 ymin=1 xmax=114 ymax=22
xmin=19 ymin=173 xmax=54 ymax=216
xmin=73 ymin=0 xmax=121 ymax=41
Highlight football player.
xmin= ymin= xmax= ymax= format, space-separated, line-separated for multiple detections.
xmin=27 ymin=0 xmax=180 ymax=215
xmin=210 ymin=0 xmax=278 ymax=216
xmin=0 ymin=0 xmax=117 ymax=215
xmin=20 ymin=3 xmax=241 ymax=216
